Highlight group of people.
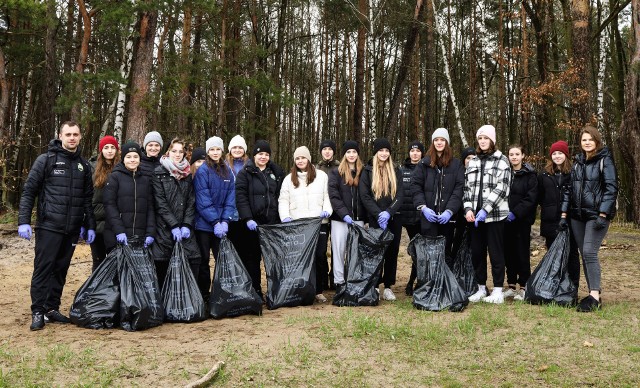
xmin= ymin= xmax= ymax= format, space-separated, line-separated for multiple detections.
xmin=18 ymin=120 xmax=618 ymax=331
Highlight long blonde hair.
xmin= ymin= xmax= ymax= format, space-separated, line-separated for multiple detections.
xmin=338 ymin=154 xmax=363 ymax=186
xmin=371 ymin=154 xmax=397 ymax=200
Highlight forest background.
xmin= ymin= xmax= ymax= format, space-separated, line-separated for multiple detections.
xmin=1 ymin=0 xmax=640 ymax=225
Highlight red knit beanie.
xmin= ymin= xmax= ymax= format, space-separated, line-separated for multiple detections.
xmin=99 ymin=136 xmax=119 ymax=151
xmin=549 ymin=140 xmax=569 ymax=157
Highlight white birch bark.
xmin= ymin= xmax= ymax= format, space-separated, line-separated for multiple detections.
xmin=596 ymin=0 xmax=609 ymax=134
xmin=113 ymin=31 xmax=134 ymax=142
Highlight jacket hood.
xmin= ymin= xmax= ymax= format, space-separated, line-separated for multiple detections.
xmin=513 ymin=163 xmax=535 ymax=175
xmin=141 ymin=152 xmax=159 ymax=163
xmin=113 ymin=162 xmax=138 ymax=176
xmin=48 ymin=139 xmax=82 ymax=159
xmin=575 ymin=146 xmax=611 ymax=164
xmin=318 ymin=159 xmax=339 ymax=167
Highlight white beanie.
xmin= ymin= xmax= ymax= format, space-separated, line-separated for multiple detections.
xmin=476 ymin=124 xmax=496 ymax=144
xmin=143 ymin=131 xmax=164 ymax=149
xmin=206 ymin=136 xmax=224 ymax=152
xmin=293 ymin=146 xmax=312 ymax=162
xmin=432 ymin=128 xmax=450 ymax=144
xmin=228 ymin=134 xmax=248 ymax=152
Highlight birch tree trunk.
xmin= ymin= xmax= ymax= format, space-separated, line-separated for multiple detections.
xmin=571 ymin=0 xmax=594 ymax=128
xmin=596 ymin=0 xmax=610 ymax=134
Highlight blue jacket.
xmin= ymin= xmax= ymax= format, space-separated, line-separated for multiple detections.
xmin=193 ymin=162 xmax=238 ymax=232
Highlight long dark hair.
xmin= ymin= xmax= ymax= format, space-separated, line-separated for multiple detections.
xmin=291 ymin=163 xmax=316 ymax=188
xmin=427 ymin=142 xmax=453 ymax=168
xmin=580 ymin=125 xmax=604 ymax=160
xmin=206 ymin=155 xmax=229 ymax=179
xmin=94 ymin=150 xmax=120 ymax=188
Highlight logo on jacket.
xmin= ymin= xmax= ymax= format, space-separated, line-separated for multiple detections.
xmin=78 ymin=163 xmax=84 ymax=172
xmin=53 ymin=169 xmax=65 ymax=175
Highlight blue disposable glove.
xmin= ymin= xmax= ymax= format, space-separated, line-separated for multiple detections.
xmin=80 ymin=226 xmax=86 ymax=240
xmin=18 ymin=224 xmax=32 ymax=240
xmin=144 ymin=236 xmax=154 ymax=248
xmin=282 ymin=217 xmax=292 ymax=223
xmin=343 ymin=215 xmax=353 ymax=225
xmin=116 ymin=233 xmax=128 ymax=245
xmin=171 ymin=227 xmax=182 ymax=242
xmin=86 ymin=229 xmax=96 ymax=244
xmin=379 ymin=220 xmax=388 ymax=230
xmin=320 ymin=211 xmax=330 ymax=219
xmin=214 ymin=223 xmax=226 ymax=238
xmin=246 ymin=220 xmax=258 ymax=231
xmin=437 ymin=210 xmax=452 ymax=224
xmin=422 ymin=207 xmax=438 ymax=223
xmin=180 ymin=226 xmax=190 ymax=239
xmin=221 ymin=222 xmax=229 ymax=234
xmin=378 ymin=211 xmax=390 ymax=225
xmin=474 ymin=209 xmax=488 ymax=227
xmin=506 ymin=212 xmax=516 ymax=222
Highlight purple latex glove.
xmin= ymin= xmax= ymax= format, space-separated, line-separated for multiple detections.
xmin=474 ymin=209 xmax=488 ymax=227
xmin=116 ymin=233 xmax=128 ymax=245
xmin=378 ymin=211 xmax=390 ymax=225
xmin=379 ymin=220 xmax=388 ymax=230
xmin=422 ymin=207 xmax=438 ymax=223
xmin=247 ymin=220 xmax=258 ymax=231
xmin=343 ymin=215 xmax=353 ymax=225
xmin=214 ymin=223 xmax=226 ymax=238
xmin=171 ymin=227 xmax=182 ymax=242
xmin=437 ymin=210 xmax=452 ymax=224
xmin=506 ymin=212 xmax=516 ymax=222
xmin=18 ymin=224 xmax=32 ymax=240
xmin=180 ymin=226 xmax=191 ymax=239
xmin=86 ymin=229 xmax=96 ymax=244
xmin=282 ymin=217 xmax=292 ymax=223
xmin=320 ymin=211 xmax=331 ymax=219
xmin=221 ymin=222 xmax=229 ymax=234
xmin=144 ymin=236 xmax=154 ymax=248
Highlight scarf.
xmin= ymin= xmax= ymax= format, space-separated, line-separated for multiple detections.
xmin=161 ymin=155 xmax=191 ymax=180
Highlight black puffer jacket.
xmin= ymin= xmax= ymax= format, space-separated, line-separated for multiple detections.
xmin=235 ymin=160 xmax=285 ymax=225
xmin=328 ymin=168 xmax=366 ymax=222
xmin=538 ymin=171 xmax=570 ymax=237
xmin=396 ymin=158 xmax=420 ymax=225
xmin=411 ymin=156 xmax=464 ymax=216
xmin=139 ymin=153 xmax=161 ymax=177
xmin=561 ymin=147 xmax=618 ymax=221
xmin=316 ymin=159 xmax=339 ymax=175
xmin=150 ymin=165 xmax=200 ymax=261
xmin=18 ymin=139 xmax=95 ymax=234
xmin=103 ymin=163 xmax=156 ymax=250
xmin=359 ymin=164 xmax=404 ymax=225
xmin=508 ymin=163 xmax=538 ymax=225
xmin=89 ymin=159 xmax=108 ymax=234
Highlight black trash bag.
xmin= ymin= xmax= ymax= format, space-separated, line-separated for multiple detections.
xmin=161 ymin=242 xmax=207 ymax=322
xmin=210 ymin=238 xmax=263 ymax=318
xmin=452 ymin=230 xmax=478 ymax=298
xmin=408 ymin=235 xmax=468 ymax=312
xmin=258 ymin=218 xmax=322 ymax=310
xmin=333 ymin=224 xmax=393 ymax=307
xmin=70 ymin=248 xmax=120 ymax=329
xmin=119 ymin=239 xmax=164 ymax=331
xmin=524 ymin=230 xmax=577 ymax=306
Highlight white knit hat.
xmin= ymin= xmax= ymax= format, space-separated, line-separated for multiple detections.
xmin=228 ymin=134 xmax=248 ymax=152
xmin=476 ymin=125 xmax=496 ymax=144
xmin=432 ymin=128 xmax=450 ymax=144
xmin=206 ymin=136 xmax=224 ymax=152
xmin=143 ymin=131 xmax=164 ymax=149
xmin=293 ymin=146 xmax=312 ymax=162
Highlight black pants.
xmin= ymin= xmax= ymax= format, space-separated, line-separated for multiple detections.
xmin=315 ymin=224 xmax=330 ymax=294
xmin=504 ymin=221 xmax=532 ymax=287
xmin=195 ymin=230 xmax=221 ymax=298
xmin=31 ymin=229 xmax=79 ymax=314
xmin=470 ymin=221 xmax=505 ymax=287
xmin=228 ymin=221 xmax=264 ymax=299
xmin=90 ymin=233 xmax=107 ymax=272
xmin=371 ymin=218 xmax=402 ymax=288
xmin=544 ymin=231 xmax=581 ymax=289
xmin=404 ymin=223 xmax=422 ymax=288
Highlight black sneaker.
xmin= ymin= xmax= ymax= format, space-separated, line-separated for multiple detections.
xmin=576 ymin=295 xmax=602 ymax=312
xmin=405 ymin=282 xmax=414 ymax=296
xmin=30 ymin=313 xmax=45 ymax=331
xmin=44 ymin=310 xmax=71 ymax=324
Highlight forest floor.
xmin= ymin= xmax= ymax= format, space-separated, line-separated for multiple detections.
xmin=0 ymin=222 xmax=638 ymax=387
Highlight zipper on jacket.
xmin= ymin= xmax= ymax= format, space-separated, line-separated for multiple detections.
xmin=132 ymin=170 xmax=137 ymax=236
xmin=67 ymin=156 xmax=73 ymax=233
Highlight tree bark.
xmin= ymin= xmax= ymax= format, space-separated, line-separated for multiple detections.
xmin=0 ymin=46 xmax=8 ymax=137
xmin=571 ymin=0 xmax=594 ymax=129
xmin=353 ymin=0 xmax=368 ymax=144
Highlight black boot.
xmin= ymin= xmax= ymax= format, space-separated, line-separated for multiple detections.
xmin=30 ymin=313 xmax=45 ymax=331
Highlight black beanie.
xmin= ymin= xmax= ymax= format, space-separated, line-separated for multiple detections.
xmin=190 ymin=147 xmax=206 ymax=164
xmin=342 ymin=140 xmax=360 ymax=155
xmin=121 ymin=141 xmax=142 ymax=158
xmin=319 ymin=139 xmax=337 ymax=155
xmin=408 ymin=140 xmax=425 ymax=154
xmin=373 ymin=138 xmax=392 ymax=154
xmin=253 ymin=140 xmax=271 ymax=156
xmin=461 ymin=147 xmax=476 ymax=160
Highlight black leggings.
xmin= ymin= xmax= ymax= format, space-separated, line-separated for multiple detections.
xmin=195 ymin=231 xmax=221 ymax=298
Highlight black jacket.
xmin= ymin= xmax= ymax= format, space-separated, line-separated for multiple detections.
xmin=235 ymin=160 xmax=285 ymax=225
xmin=561 ymin=147 xmax=618 ymax=221
xmin=328 ymin=167 xmax=366 ymax=222
xmin=508 ymin=163 xmax=538 ymax=225
xmin=359 ymin=163 xmax=404 ymax=225
xmin=538 ymin=171 xmax=570 ymax=237
xmin=103 ymin=163 xmax=156 ymax=250
xmin=18 ymin=139 xmax=95 ymax=234
xmin=89 ymin=159 xmax=108 ymax=234
xmin=139 ymin=153 xmax=161 ymax=177
xmin=316 ymin=159 xmax=339 ymax=175
xmin=411 ymin=156 xmax=464 ymax=217
xmin=150 ymin=165 xmax=200 ymax=261
xmin=396 ymin=158 xmax=421 ymax=225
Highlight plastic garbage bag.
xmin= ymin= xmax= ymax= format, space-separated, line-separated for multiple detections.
xmin=524 ymin=230 xmax=577 ymax=306
xmin=408 ymin=235 xmax=468 ymax=312
xmin=333 ymin=224 xmax=393 ymax=306
xmin=210 ymin=238 xmax=263 ymax=318
xmin=70 ymin=249 xmax=120 ymax=329
xmin=452 ymin=231 xmax=478 ymax=298
xmin=258 ymin=218 xmax=321 ymax=310
xmin=119 ymin=239 xmax=164 ymax=331
xmin=161 ymin=242 xmax=207 ymax=322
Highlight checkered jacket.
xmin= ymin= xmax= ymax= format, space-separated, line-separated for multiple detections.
xmin=463 ymin=150 xmax=511 ymax=223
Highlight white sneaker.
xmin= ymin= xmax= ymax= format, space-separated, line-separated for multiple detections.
xmin=513 ymin=289 xmax=525 ymax=301
xmin=468 ymin=288 xmax=487 ymax=302
xmin=315 ymin=293 xmax=327 ymax=303
xmin=382 ymin=288 xmax=397 ymax=301
xmin=483 ymin=290 xmax=505 ymax=304
xmin=503 ymin=288 xmax=516 ymax=298
xmin=376 ymin=288 xmax=381 ymax=300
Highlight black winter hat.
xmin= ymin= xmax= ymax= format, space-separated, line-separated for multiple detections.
xmin=190 ymin=147 xmax=206 ymax=164
xmin=319 ymin=139 xmax=337 ymax=155
xmin=121 ymin=142 xmax=142 ymax=158
xmin=253 ymin=140 xmax=271 ymax=156
xmin=461 ymin=147 xmax=476 ymax=161
xmin=373 ymin=138 xmax=392 ymax=154
xmin=342 ymin=140 xmax=360 ymax=156
xmin=408 ymin=140 xmax=425 ymax=154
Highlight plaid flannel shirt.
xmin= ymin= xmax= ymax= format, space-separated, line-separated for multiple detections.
xmin=463 ymin=150 xmax=511 ymax=223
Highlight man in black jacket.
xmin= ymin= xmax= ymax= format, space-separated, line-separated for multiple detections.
xmin=18 ymin=121 xmax=95 ymax=331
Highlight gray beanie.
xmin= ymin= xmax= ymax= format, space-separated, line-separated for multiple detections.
xmin=432 ymin=128 xmax=450 ymax=144
xmin=143 ymin=131 xmax=164 ymax=149
xmin=206 ymin=136 xmax=224 ymax=152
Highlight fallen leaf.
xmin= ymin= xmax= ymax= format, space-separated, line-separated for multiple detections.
xmin=531 ymin=250 xmax=539 ymax=257
xmin=538 ymin=365 xmax=549 ymax=372
xmin=583 ymin=341 xmax=594 ymax=347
